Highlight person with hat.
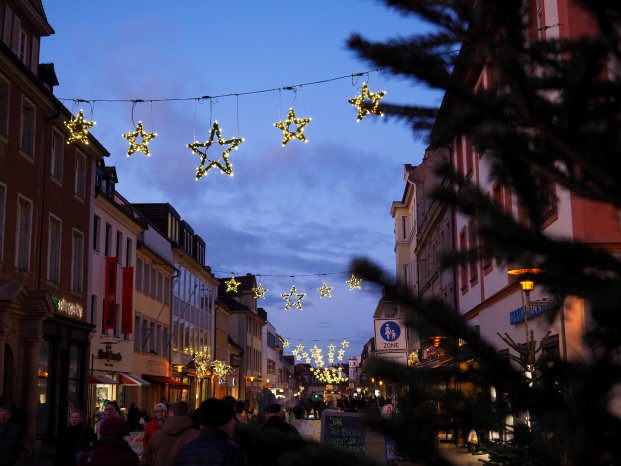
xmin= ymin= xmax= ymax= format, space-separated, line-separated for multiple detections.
xmin=142 ymin=401 xmax=196 ymax=466
xmin=77 ymin=416 xmax=139 ymax=466
xmin=258 ymin=403 xmax=301 ymax=465
xmin=173 ymin=398 xmax=244 ymax=466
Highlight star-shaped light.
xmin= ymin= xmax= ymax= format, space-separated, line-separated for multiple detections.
xmin=225 ymin=277 xmax=241 ymax=293
xmin=317 ymin=283 xmax=333 ymax=298
xmin=188 ymin=121 xmax=244 ymax=179
xmin=281 ymin=285 xmax=306 ymax=310
xmin=341 ymin=339 xmax=350 ymax=348
xmin=346 ymin=274 xmax=362 ymax=291
xmin=65 ymin=110 xmax=96 ymax=144
xmin=274 ymin=107 xmax=311 ymax=146
xmin=123 ymin=121 xmax=157 ymax=157
xmin=252 ymin=283 xmax=268 ymax=299
xmin=347 ymin=83 xmax=386 ymax=121
xmin=282 ymin=340 xmax=290 ymax=348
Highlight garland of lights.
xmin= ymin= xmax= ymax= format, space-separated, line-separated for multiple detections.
xmin=193 ymin=347 xmax=212 ymax=379
xmin=291 ymin=340 xmax=349 ymax=367
xmin=281 ymin=285 xmax=306 ymax=310
xmin=225 ymin=277 xmax=242 ymax=293
xmin=188 ymin=121 xmax=244 ymax=179
xmin=274 ymin=107 xmax=311 ymax=146
xmin=65 ymin=110 xmax=96 ymax=144
xmin=347 ymin=83 xmax=386 ymax=121
xmin=122 ymin=121 xmax=157 ymax=156
xmin=252 ymin=283 xmax=268 ymax=299
xmin=346 ymin=274 xmax=362 ymax=291
xmin=317 ymin=283 xmax=333 ymax=298
xmin=310 ymin=366 xmax=349 ymax=384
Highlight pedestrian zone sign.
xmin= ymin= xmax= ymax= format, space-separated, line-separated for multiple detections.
xmin=374 ymin=318 xmax=406 ymax=351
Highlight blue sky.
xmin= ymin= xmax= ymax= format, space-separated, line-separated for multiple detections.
xmin=40 ymin=0 xmax=439 ymax=359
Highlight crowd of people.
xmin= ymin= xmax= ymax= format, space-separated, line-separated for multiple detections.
xmin=0 ymin=392 xmax=378 ymax=466
xmin=44 ymin=393 xmax=307 ymax=466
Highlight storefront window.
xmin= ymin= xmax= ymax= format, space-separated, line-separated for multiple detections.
xmin=37 ymin=341 xmax=50 ymax=435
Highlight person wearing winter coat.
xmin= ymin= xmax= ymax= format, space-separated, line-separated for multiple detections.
xmin=173 ymin=398 xmax=245 ymax=466
xmin=143 ymin=403 xmax=168 ymax=447
xmin=77 ymin=416 xmax=139 ymax=466
xmin=53 ymin=409 xmax=96 ymax=466
xmin=142 ymin=401 xmax=196 ymax=466
xmin=0 ymin=406 xmax=23 ymax=466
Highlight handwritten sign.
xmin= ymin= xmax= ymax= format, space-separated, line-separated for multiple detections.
xmin=320 ymin=411 xmax=366 ymax=453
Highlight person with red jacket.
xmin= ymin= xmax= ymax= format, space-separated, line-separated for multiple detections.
xmin=143 ymin=403 xmax=168 ymax=447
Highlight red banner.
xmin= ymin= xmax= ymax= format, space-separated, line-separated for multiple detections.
xmin=103 ymin=257 xmax=117 ymax=330
xmin=122 ymin=267 xmax=134 ymax=334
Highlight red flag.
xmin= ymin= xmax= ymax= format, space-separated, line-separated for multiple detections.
xmin=122 ymin=267 xmax=134 ymax=334
xmin=103 ymin=257 xmax=117 ymax=330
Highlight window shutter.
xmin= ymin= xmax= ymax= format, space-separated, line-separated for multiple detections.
xmin=31 ymin=36 xmax=39 ymax=72
xmin=2 ymin=5 xmax=12 ymax=44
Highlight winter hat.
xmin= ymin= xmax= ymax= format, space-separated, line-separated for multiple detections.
xmin=99 ymin=416 xmax=129 ymax=438
xmin=265 ymin=403 xmax=282 ymax=414
xmin=154 ymin=403 xmax=168 ymax=413
xmin=198 ymin=398 xmax=235 ymax=427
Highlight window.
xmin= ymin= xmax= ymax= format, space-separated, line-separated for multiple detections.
xmin=74 ymin=151 xmax=86 ymax=200
xmin=104 ymin=223 xmax=112 ymax=256
xmin=267 ymin=332 xmax=276 ymax=349
xmin=47 ymin=215 xmax=61 ymax=285
xmin=50 ymin=131 xmax=64 ymax=182
xmin=144 ymin=262 xmax=151 ymax=296
xmin=0 ymin=77 xmax=8 ymax=138
xmin=151 ymin=265 xmax=156 ymax=298
xmin=459 ymin=227 xmax=468 ymax=292
xmin=0 ymin=183 xmax=5 ymax=262
xmin=468 ymin=219 xmax=478 ymax=285
xmin=267 ymin=359 xmax=276 ymax=375
xmin=136 ymin=257 xmax=143 ymax=291
xmin=71 ymin=229 xmax=84 ymax=293
xmin=126 ymin=238 xmax=133 ymax=267
xmin=164 ymin=275 xmax=170 ymax=305
xmin=403 ymin=264 xmax=409 ymax=286
xmin=141 ymin=319 xmax=149 ymax=352
xmin=401 ymin=216 xmax=407 ymax=240
xmin=15 ymin=195 xmax=33 ymax=272
xmin=116 ymin=231 xmax=123 ymax=264
xmin=92 ymin=215 xmax=100 ymax=251
xmin=156 ymin=324 xmax=162 ymax=354
xmin=20 ymin=97 xmax=35 ymax=156
xmin=157 ymin=271 xmax=163 ymax=302
xmin=150 ymin=322 xmax=156 ymax=352
xmin=465 ymin=137 xmax=474 ymax=179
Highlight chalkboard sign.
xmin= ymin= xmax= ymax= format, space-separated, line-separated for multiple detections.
xmin=320 ymin=411 xmax=366 ymax=453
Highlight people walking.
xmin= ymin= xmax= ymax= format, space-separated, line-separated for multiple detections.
xmin=258 ymin=403 xmax=301 ymax=466
xmin=0 ymin=405 xmax=24 ymax=466
xmin=173 ymin=398 xmax=245 ymax=466
xmin=77 ymin=416 xmax=139 ymax=466
xmin=128 ymin=402 xmax=142 ymax=432
xmin=143 ymin=403 xmax=168 ymax=447
xmin=96 ymin=400 xmax=122 ymax=438
xmin=142 ymin=401 xmax=196 ymax=466
xmin=53 ymin=408 xmax=96 ymax=466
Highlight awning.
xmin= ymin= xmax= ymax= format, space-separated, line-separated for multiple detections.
xmin=118 ymin=372 xmax=151 ymax=386
xmin=89 ymin=370 xmax=118 ymax=385
xmin=142 ymin=374 xmax=190 ymax=389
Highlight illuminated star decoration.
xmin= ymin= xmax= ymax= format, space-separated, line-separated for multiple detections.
xmin=252 ymin=283 xmax=268 ymax=299
xmin=274 ymin=107 xmax=311 ymax=146
xmin=188 ymin=121 xmax=244 ymax=179
xmin=346 ymin=274 xmax=362 ymax=291
xmin=347 ymin=83 xmax=386 ymax=121
xmin=225 ymin=277 xmax=241 ymax=293
xmin=317 ymin=283 xmax=333 ymax=298
xmin=65 ymin=110 xmax=96 ymax=144
xmin=341 ymin=339 xmax=350 ymax=348
xmin=282 ymin=340 xmax=290 ymax=348
xmin=122 ymin=121 xmax=157 ymax=157
xmin=281 ymin=285 xmax=306 ymax=310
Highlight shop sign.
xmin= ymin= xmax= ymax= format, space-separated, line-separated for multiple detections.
xmin=509 ymin=301 xmax=557 ymax=325
xmin=98 ymin=348 xmax=122 ymax=361
xmin=55 ymin=298 xmax=84 ymax=319
xmin=375 ymin=351 xmax=408 ymax=365
xmin=103 ymin=257 xmax=117 ymax=330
